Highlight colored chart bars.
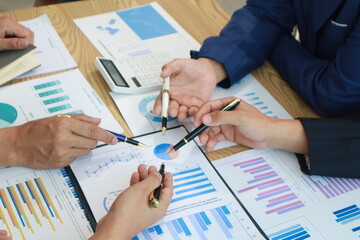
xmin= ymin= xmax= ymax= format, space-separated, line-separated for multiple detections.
xmin=241 ymin=92 xmax=277 ymax=118
xmin=307 ymin=175 xmax=360 ymax=199
xmin=0 ymin=178 xmax=63 ymax=240
xmin=268 ymin=224 xmax=310 ymax=240
xmin=133 ymin=205 xmax=240 ymax=240
xmin=235 ymin=157 xmax=305 ymax=215
xmin=33 ymin=80 xmax=83 ymax=115
xmin=171 ymin=167 xmax=216 ymax=203
xmin=333 ymin=204 xmax=360 ymax=237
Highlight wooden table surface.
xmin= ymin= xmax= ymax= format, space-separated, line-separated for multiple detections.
xmin=0 ymin=0 xmax=320 ymax=161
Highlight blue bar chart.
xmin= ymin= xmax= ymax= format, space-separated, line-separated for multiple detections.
xmin=132 ymin=205 xmax=243 ymax=240
xmin=241 ymin=92 xmax=277 ymax=118
xmin=267 ymin=224 xmax=310 ymax=240
xmin=171 ymin=167 xmax=216 ymax=203
xmin=234 ymin=157 xmax=304 ymax=215
xmin=32 ymin=80 xmax=83 ymax=115
xmin=307 ymin=175 xmax=360 ymax=199
xmin=333 ymin=204 xmax=360 ymax=237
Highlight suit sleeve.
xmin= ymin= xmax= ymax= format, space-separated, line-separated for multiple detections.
xmin=269 ymin=17 xmax=360 ymax=117
xmin=191 ymin=0 xmax=296 ymax=88
xmin=297 ymin=114 xmax=360 ymax=178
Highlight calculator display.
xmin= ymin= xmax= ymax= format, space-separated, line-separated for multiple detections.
xmin=100 ymin=59 xmax=129 ymax=87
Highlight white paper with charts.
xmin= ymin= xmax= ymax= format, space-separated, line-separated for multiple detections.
xmin=0 ymin=69 xmax=122 ymax=132
xmin=110 ymin=74 xmax=292 ymax=150
xmin=73 ymin=3 xmax=200 ymax=60
xmin=19 ymin=14 xmax=77 ymax=78
xmin=69 ymin=127 xmax=266 ymax=240
xmin=213 ymin=149 xmax=360 ymax=240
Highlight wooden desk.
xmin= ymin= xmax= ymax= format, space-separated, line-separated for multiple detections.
xmin=0 ymin=0 xmax=319 ymax=160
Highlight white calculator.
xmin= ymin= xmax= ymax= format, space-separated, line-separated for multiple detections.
xmin=95 ymin=52 xmax=172 ymax=94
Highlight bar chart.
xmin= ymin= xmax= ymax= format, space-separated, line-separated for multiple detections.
xmin=234 ymin=156 xmax=304 ymax=215
xmin=172 ymin=167 xmax=216 ymax=203
xmin=0 ymin=177 xmax=63 ymax=239
xmin=333 ymin=204 xmax=360 ymax=237
xmin=132 ymin=205 xmax=247 ymax=240
xmin=33 ymin=80 xmax=83 ymax=115
xmin=267 ymin=224 xmax=311 ymax=240
xmin=306 ymin=175 xmax=360 ymax=199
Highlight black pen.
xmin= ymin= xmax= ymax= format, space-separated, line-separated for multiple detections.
xmin=149 ymin=163 xmax=165 ymax=208
xmin=167 ymin=97 xmax=241 ymax=153
xmin=106 ymin=130 xmax=147 ymax=147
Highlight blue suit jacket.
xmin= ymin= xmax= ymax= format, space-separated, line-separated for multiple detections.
xmin=192 ymin=0 xmax=360 ymax=116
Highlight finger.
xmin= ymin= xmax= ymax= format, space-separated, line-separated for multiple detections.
xmin=168 ymin=99 xmax=179 ymax=118
xmin=70 ymin=114 xmax=101 ymax=125
xmin=130 ymin=172 xmax=140 ymax=185
xmin=188 ymin=106 xmax=199 ymax=116
xmin=160 ymin=172 xmax=173 ymax=206
xmin=148 ymin=165 xmax=158 ymax=175
xmin=194 ymin=97 xmax=236 ymax=127
xmin=204 ymin=111 xmax=242 ymax=127
xmin=206 ymin=133 xmax=226 ymax=151
xmin=153 ymin=92 xmax=162 ymax=116
xmin=68 ymin=119 xmax=117 ymax=145
xmin=137 ymin=172 xmax=162 ymax=193
xmin=0 ymin=38 xmax=29 ymax=50
xmin=177 ymin=105 xmax=188 ymax=122
xmin=160 ymin=59 xmax=183 ymax=79
xmin=68 ymin=134 xmax=98 ymax=149
xmin=138 ymin=164 xmax=149 ymax=181
xmin=198 ymin=130 xmax=209 ymax=145
xmin=0 ymin=230 xmax=7 ymax=235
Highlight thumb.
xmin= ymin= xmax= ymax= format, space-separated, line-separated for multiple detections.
xmin=139 ymin=172 xmax=162 ymax=193
xmin=0 ymin=38 xmax=28 ymax=50
xmin=160 ymin=59 xmax=183 ymax=79
xmin=202 ymin=111 xmax=240 ymax=127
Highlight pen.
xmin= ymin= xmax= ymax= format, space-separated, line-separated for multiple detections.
xmin=168 ymin=97 xmax=241 ymax=153
xmin=106 ymin=130 xmax=147 ymax=147
xmin=161 ymin=77 xmax=170 ymax=136
xmin=149 ymin=163 xmax=165 ymax=208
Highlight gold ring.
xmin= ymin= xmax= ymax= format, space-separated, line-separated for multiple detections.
xmin=57 ymin=114 xmax=71 ymax=118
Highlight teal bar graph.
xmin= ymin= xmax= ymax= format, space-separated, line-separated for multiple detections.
xmin=34 ymin=80 xmax=61 ymax=90
xmin=38 ymin=88 xmax=64 ymax=97
xmin=48 ymin=104 xmax=72 ymax=113
xmin=43 ymin=96 xmax=70 ymax=105
xmin=66 ymin=110 xmax=84 ymax=114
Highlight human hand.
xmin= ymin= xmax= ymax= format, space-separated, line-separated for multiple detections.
xmin=154 ymin=58 xmax=226 ymax=121
xmin=91 ymin=164 xmax=173 ymax=240
xmin=3 ymin=114 xmax=118 ymax=169
xmin=194 ymin=97 xmax=308 ymax=153
xmin=194 ymin=97 xmax=274 ymax=151
xmin=0 ymin=230 xmax=11 ymax=240
xmin=0 ymin=16 xmax=34 ymax=50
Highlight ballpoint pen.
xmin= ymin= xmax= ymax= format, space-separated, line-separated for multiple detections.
xmin=161 ymin=77 xmax=170 ymax=136
xmin=106 ymin=130 xmax=147 ymax=147
xmin=149 ymin=163 xmax=165 ymax=208
xmin=167 ymin=97 xmax=241 ymax=153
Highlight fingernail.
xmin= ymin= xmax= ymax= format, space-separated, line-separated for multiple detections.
xmin=111 ymin=137 xmax=118 ymax=145
xmin=18 ymin=39 xmax=28 ymax=48
xmin=203 ymin=115 xmax=212 ymax=124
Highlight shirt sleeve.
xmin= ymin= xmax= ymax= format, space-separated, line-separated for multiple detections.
xmin=191 ymin=0 xmax=296 ymax=87
xmin=296 ymin=114 xmax=360 ymax=178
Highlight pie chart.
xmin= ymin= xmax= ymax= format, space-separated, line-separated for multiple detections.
xmin=0 ymin=103 xmax=17 ymax=128
xmin=154 ymin=143 xmax=179 ymax=160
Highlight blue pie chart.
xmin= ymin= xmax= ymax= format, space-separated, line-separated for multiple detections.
xmin=0 ymin=103 xmax=17 ymax=128
xmin=154 ymin=143 xmax=179 ymax=160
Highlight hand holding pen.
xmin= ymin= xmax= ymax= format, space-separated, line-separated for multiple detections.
xmin=149 ymin=163 xmax=165 ymax=208
xmin=161 ymin=77 xmax=170 ymax=135
xmin=168 ymin=97 xmax=241 ymax=153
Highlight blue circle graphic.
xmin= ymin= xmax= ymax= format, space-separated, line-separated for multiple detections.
xmin=154 ymin=143 xmax=179 ymax=160
xmin=138 ymin=95 xmax=176 ymax=122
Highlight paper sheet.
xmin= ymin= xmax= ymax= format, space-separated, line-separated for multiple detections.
xmin=0 ymin=167 xmax=93 ymax=240
xmin=18 ymin=14 xmax=77 ymax=78
xmin=70 ymin=127 xmax=266 ymax=240
xmin=74 ymin=3 xmax=200 ymax=60
xmin=0 ymin=69 xmax=122 ymax=133
xmin=213 ymin=149 xmax=360 ymax=239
